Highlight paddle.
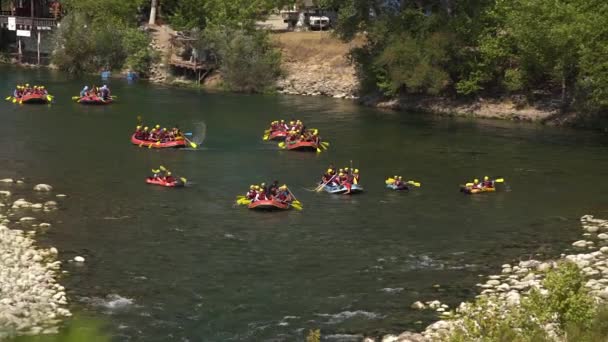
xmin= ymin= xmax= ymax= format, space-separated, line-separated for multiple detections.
xmin=262 ymin=134 xmax=269 ymax=141
xmin=316 ymin=174 xmax=336 ymax=192
xmin=285 ymin=187 xmax=302 ymax=209
xmin=278 ymin=142 xmax=286 ymax=149
xmin=406 ymin=180 xmax=422 ymax=187
xmin=12 ymin=97 xmax=17 ymax=103
xmin=290 ymin=202 xmax=303 ymax=210
xmin=183 ymin=136 xmax=198 ymax=148
xmin=180 ymin=177 xmax=187 ymax=184
xmin=385 ymin=178 xmax=395 ymax=185
xmin=5 ymin=96 xmax=12 ymax=101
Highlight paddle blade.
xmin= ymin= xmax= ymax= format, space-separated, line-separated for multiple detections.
xmin=262 ymin=135 xmax=269 ymax=141
xmin=46 ymin=95 xmax=52 ymax=102
xmin=72 ymin=96 xmax=79 ymax=100
xmin=139 ymin=143 xmax=144 ymax=147
xmin=5 ymin=96 xmax=11 ymax=100
xmin=385 ymin=178 xmax=395 ymax=184
xmin=180 ymin=177 xmax=187 ymax=184
xmin=407 ymin=181 xmax=421 ymax=187
xmin=316 ymin=148 xmax=322 ymax=153
xmin=278 ymin=142 xmax=286 ymax=149
xmin=148 ymin=143 xmax=153 ymax=149
xmin=189 ymin=141 xmax=198 ymax=148
xmin=12 ymin=98 xmax=16 ymax=103
xmin=291 ymin=202 xmax=303 ymax=210
xmin=494 ymin=178 xmax=504 ymax=183
xmin=236 ymin=195 xmax=246 ymax=200
xmin=465 ymin=183 xmax=473 ymax=187
xmin=321 ymin=141 xmax=330 ymax=147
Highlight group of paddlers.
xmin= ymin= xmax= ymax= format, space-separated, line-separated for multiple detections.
xmin=134 ymin=125 xmax=184 ymax=142
xmin=466 ymin=176 xmax=496 ymax=190
xmin=268 ymin=119 xmax=305 ymax=134
xmin=320 ymin=165 xmax=361 ymax=194
xmin=150 ymin=166 xmax=178 ymax=183
xmin=79 ymin=85 xmax=111 ymax=100
xmin=12 ymin=84 xmax=48 ymax=98
xmin=244 ymin=181 xmax=294 ymax=203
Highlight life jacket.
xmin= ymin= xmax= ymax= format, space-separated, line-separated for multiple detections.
xmin=483 ymin=181 xmax=493 ymax=188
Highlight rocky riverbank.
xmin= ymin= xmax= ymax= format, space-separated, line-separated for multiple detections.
xmin=366 ymin=214 xmax=608 ymax=342
xmin=0 ymin=179 xmax=71 ymax=338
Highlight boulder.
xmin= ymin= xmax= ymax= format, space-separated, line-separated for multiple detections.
xmin=410 ymin=301 xmax=426 ymax=310
xmin=598 ymin=233 xmax=608 ymax=240
xmin=33 ymin=184 xmax=53 ymax=192
xmin=0 ymin=178 xmax=14 ymax=183
xmin=73 ymin=256 xmax=85 ymax=263
xmin=573 ymin=240 xmax=588 ymax=248
xmin=0 ymin=190 xmax=11 ymax=197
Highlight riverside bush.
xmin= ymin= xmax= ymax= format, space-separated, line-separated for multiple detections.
xmin=52 ymin=14 xmax=156 ymax=75
xmin=193 ymin=27 xmax=282 ymax=93
xmin=446 ymin=262 xmax=605 ymax=341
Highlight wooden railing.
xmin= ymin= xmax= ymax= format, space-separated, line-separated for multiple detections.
xmin=0 ymin=15 xmax=57 ymax=29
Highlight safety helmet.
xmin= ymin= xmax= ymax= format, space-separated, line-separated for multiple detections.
xmin=354 ymin=169 xmax=359 ymax=173
xmin=261 ymin=182 xmax=266 ymax=187
xmin=339 ymin=169 xmax=344 ymax=173
xmin=162 ymin=128 xmax=167 ymax=131
xmin=327 ymin=169 xmax=333 ymax=173
xmin=394 ymin=175 xmax=398 ymax=179
xmin=289 ymin=121 xmax=294 ymax=125
xmin=167 ymin=172 xmax=172 ymax=175
xmin=339 ymin=173 xmax=344 ymax=176
xmin=474 ymin=179 xmax=479 ymax=183
xmin=345 ymin=167 xmax=349 ymax=171
xmin=155 ymin=124 xmax=160 ymax=129
xmin=144 ymin=126 xmax=148 ymax=130
xmin=484 ymin=176 xmax=489 ymax=181
xmin=398 ymin=176 xmax=402 ymax=179
xmin=280 ymin=119 xmax=284 ymax=122
xmin=136 ymin=125 xmax=141 ymax=130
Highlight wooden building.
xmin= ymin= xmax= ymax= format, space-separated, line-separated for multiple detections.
xmin=0 ymin=0 xmax=59 ymax=64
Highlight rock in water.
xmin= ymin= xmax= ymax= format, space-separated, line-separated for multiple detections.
xmin=0 ymin=178 xmax=14 ymax=183
xmin=410 ymin=301 xmax=426 ymax=310
xmin=73 ymin=256 xmax=85 ymax=263
xmin=33 ymin=184 xmax=53 ymax=192
xmin=572 ymin=240 xmax=587 ymax=248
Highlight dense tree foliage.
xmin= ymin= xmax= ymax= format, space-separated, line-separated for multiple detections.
xmin=324 ymin=0 xmax=608 ymax=116
xmin=51 ymin=0 xmax=157 ymax=75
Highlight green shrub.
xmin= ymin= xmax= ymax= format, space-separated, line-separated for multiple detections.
xmin=194 ymin=27 xmax=282 ymax=93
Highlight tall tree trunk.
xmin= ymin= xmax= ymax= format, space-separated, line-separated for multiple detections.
xmin=148 ymin=0 xmax=158 ymax=26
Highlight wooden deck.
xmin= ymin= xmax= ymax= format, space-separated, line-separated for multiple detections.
xmin=0 ymin=14 xmax=57 ymax=30
xmin=169 ymin=56 xmax=212 ymax=71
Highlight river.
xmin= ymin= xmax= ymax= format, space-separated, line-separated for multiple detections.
xmin=1 ymin=66 xmax=608 ymax=341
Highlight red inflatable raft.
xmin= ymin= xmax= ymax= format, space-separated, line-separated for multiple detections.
xmin=78 ymin=95 xmax=112 ymax=105
xmin=19 ymin=94 xmax=50 ymax=104
xmin=131 ymin=134 xmax=187 ymax=148
xmin=286 ymin=140 xmax=319 ymax=152
xmin=145 ymin=177 xmax=184 ymax=187
xmin=248 ymin=199 xmax=290 ymax=210
xmin=268 ymin=130 xmax=288 ymax=141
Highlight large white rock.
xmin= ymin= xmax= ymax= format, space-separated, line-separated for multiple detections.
xmin=598 ymin=233 xmax=608 ymax=240
xmin=33 ymin=184 xmax=53 ymax=192
xmin=0 ymin=178 xmax=14 ymax=183
xmin=486 ymin=279 xmax=501 ymax=286
xmin=0 ymin=190 xmax=11 ymax=197
xmin=12 ymin=199 xmax=32 ymax=209
xmin=600 ymin=247 xmax=608 ymax=254
xmin=19 ymin=217 xmax=36 ymax=222
xmin=573 ymin=240 xmax=588 ymax=248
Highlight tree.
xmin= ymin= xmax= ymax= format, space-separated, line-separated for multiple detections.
xmin=149 ymin=0 xmax=158 ymax=25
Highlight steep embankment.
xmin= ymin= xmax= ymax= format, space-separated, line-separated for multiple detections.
xmin=272 ymin=32 xmax=359 ymax=99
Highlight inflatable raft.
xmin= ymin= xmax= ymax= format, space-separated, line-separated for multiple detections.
xmin=19 ymin=94 xmax=51 ymax=104
xmin=460 ymin=186 xmax=496 ymax=194
xmin=146 ymin=177 xmax=184 ymax=187
xmin=323 ymin=184 xmax=364 ymax=195
xmin=386 ymin=183 xmax=411 ymax=191
xmin=131 ymin=134 xmax=187 ymax=148
xmin=268 ymin=130 xmax=288 ymax=141
xmin=78 ymin=95 xmax=112 ymax=105
xmin=286 ymin=140 xmax=319 ymax=152
xmin=248 ymin=199 xmax=291 ymax=210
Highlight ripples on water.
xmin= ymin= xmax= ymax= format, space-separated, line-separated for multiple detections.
xmin=1 ymin=67 xmax=608 ymax=341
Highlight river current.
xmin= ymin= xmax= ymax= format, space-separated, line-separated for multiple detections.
xmin=1 ymin=66 xmax=608 ymax=341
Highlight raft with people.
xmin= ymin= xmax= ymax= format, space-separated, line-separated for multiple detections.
xmin=385 ymin=176 xmax=422 ymax=191
xmin=146 ymin=166 xmax=187 ymax=187
xmin=263 ymin=120 xmax=299 ymax=141
xmin=236 ymin=182 xmax=302 ymax=211
xmin=6 ymin=84 xmax=53 ymax=104
xmin=316 ymin=165 xmax=362 ymax=195
xmin=74 ymin=85 xmax=113 ymax=104
xmin=278 ymin=128 xmax=329 ymax=153
xmin=460 ymin=176 xmax=504 ymax=194
xmin=131 ymin=124 xmax=197 ymax=149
